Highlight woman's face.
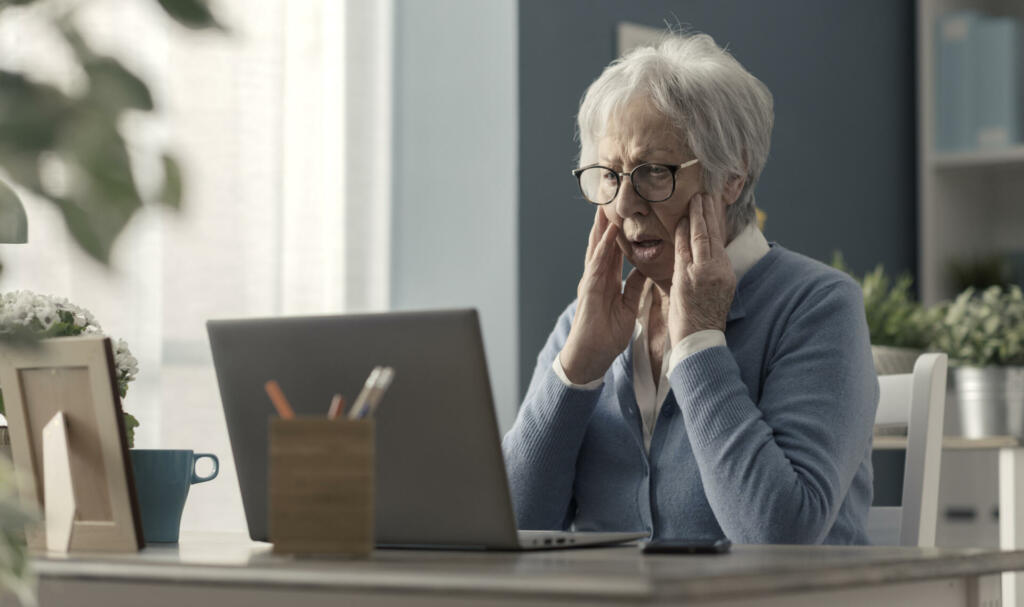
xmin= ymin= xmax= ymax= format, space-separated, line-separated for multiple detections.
xmin=597 ymin=99 xmax=704 ymax=284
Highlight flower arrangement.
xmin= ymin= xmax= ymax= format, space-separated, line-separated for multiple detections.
xmin=0 ymin=290 xmax=140 ymax=446
xmin=931 ymin=285 xmax=1024 ymax=366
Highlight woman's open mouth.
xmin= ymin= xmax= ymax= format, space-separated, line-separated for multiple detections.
xmin=630 ymin=239 xmax=664 ymax=262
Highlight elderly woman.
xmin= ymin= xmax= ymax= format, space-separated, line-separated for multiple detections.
xmin=502 ymin=33 xmax=877 ymax=544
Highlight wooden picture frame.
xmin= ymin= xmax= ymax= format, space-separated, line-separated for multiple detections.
xmin=0 ymin=335 xmax=143 ymax=552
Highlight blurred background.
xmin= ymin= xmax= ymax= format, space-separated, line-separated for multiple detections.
xmin=1 ymin=0 xmax=1021 ymax=546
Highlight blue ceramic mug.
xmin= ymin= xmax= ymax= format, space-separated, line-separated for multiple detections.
xmin=129 ymin=449 xmax=219 ymax=543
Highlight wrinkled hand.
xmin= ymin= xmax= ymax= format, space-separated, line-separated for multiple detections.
xmin=669 ymin=193 xmax=736 ymax=346
xmin=559 ymin=209 xmax=646 ymax=384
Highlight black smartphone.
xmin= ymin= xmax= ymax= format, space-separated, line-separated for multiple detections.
xmin=641 ymin=537 xmax=732 ymax=554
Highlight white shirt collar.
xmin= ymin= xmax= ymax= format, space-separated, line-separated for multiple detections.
xmin=725 ymin=222 xmax=771 ymax=282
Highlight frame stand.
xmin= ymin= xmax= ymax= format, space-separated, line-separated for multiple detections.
xmin=42 ymin=412 xmax=76 ymax=553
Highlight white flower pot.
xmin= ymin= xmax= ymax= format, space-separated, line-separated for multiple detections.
xmin=953 ymin=366 xmax=1024 ymax=438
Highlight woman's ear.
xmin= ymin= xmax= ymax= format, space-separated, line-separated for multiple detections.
xmin=724 ymin=175 xmax=746 ymax=206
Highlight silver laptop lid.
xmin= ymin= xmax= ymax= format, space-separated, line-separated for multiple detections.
xmin=207 ymin=309 xmax=520 ymax=548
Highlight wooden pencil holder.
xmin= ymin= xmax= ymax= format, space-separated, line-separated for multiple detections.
xmin=268 ymin=418 xmax=374 ymax=556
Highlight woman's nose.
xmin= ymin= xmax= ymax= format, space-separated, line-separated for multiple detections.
xmin=613 ymin=175 xmax=649 ymax=219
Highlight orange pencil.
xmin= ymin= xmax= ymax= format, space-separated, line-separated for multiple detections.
xmin=327 ymin=394 xmax=346 ymax=420
xmin=264 ymin=380 xmax=295 ymax=419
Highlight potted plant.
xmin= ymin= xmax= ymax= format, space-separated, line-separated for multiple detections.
xmin=931 ymin=285 xmax=1024 ymax=438
xmin=833 ymin=254 xmax=933 ymax=374
xmin=0 ymin=291 xmax=140 ymax=447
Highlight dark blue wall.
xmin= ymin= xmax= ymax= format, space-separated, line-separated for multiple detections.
xmin=518 ymin=0 xmax=917 ymax=395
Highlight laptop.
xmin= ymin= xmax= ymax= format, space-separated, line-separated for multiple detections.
xmin=207 ymin=309 xmax=646 ymax=550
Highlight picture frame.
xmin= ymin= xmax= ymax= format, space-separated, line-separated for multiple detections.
xmin=0 ymin=335 xmax=143 ymax=552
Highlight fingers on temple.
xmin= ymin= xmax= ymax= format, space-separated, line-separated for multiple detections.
xmin=690 ymin=195 xmax=711 ymax=263
xmin=707 ymin=193 xmax=725 ymax=249
xmin=592 ymin=220 xmax=619 ymax=274
xmin=675 ymin=217 xmax=692 ymax=267
xmin=586 ymin=208 xmax=602 ymax=263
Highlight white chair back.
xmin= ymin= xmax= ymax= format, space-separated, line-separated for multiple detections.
xmin=867 ymin=352 xmax=948 ymax=547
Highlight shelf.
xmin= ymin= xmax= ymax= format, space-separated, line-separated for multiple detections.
xmin=932 ymin=145 xmax=1024 ymax=169
xmin=873 ymin=435 xmax=1021 ymax=451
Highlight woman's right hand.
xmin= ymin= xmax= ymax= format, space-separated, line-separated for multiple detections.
xmin=559 ymin=209 xmax=646 ymax=384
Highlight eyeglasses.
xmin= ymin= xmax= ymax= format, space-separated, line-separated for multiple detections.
xmin=570 ymin=159 xmax=700 ymax=205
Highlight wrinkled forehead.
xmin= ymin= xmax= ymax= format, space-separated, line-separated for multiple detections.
xmin=597 ymin=96 xmax=688 ymax=161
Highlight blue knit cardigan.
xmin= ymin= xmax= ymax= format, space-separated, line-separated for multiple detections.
xmin=502 ymin=244 xmax=878 ymax=544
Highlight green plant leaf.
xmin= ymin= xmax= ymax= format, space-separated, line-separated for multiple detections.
xmin=833 ymin=255 xmax=931 ymax=348
xmin=122 ymin=412 xmax=139 ymax=448
xmin=84 ymin=57 xmax=154 ymax=112
xmin=52 ymin=195 xmax=131 ymax=264
xmin=0 ymin=152 xmax=43 ymax=197
xmin=45 ymin=108 xmax=145 ymax=263
xmin=0 ymin=71 xmax=70 ymax=154
xmin=935 ymin=285 xmax=1024 ymax=366
xmin=61 ymin=25 xmax=154 ymax=113
xmin=0 ymin=179 xmax=26 ymax=243
xmin=156 ymin=0 xmax=225 ymax=30
xmin=0 ymin=0 xmax=40 ymax=11
xmin=160 ymin=154 xmax=183 ymax=209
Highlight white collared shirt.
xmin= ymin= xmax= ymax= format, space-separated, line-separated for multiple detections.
xmin=553 ymin=223 xmax=771 ymax=451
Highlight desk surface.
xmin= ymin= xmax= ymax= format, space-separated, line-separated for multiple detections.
xmin=29 ymin=533 xmax=1024 ymax=604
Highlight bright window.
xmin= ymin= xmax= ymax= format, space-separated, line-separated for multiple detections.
xmin=0 ymin=0 xmax=393 ymax=532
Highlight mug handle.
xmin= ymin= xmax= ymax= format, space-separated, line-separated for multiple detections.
xmin=191 ymin=453 xmax=219 ymax=484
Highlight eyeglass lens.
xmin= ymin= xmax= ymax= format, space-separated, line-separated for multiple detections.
xmin=578 ymin=164 xmax=675 ymax=205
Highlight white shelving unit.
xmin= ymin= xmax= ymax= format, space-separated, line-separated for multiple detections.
xmin=918 ymin=0 xmax=1024 ymax=305
xmin=934 ymin=144 xmax=1024 ymax=168
xmin=919 ymin=7 xmax=1024 ymax=606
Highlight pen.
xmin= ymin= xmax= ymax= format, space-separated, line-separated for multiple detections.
xmin=264 ymin=380 xmax=295 ymax=419
xmin=364 ymin=367 xmax=394 ymax=418
xmin=327 ymin=394 xmax=346 ymax=420
xmin=348 ymin=366 xmax=383 ymax=420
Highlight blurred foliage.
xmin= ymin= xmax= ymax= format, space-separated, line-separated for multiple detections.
xmin=0 ymin=0 xmax=222 ymax=264
xmin=932 ymin=285 xmax=1024 ymax=367
xmin=0 ymin=456 xmax=37 ymax=605
xmin=832 ymin=252 xmax=934 ymax=349
xmin=0 ymin=179 xmax=26 ymax=242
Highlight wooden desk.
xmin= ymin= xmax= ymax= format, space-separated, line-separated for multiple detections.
xmin=28 ymin=533 xmax=1024 ymax=606
xmin=876 ymin=435 xmax=1024 ymax=606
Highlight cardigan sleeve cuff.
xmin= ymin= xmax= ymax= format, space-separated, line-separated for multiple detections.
xmin=552 ymin=352 xmax=605 ymax=390
xmin=667 ymin=330 xmax=726 ymax=374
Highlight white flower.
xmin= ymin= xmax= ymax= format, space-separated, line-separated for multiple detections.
xmin=0 ymin=290 xmax=138 ymax=395
xmin=33 ymin=299 xmax=57 ymax=331
xmin=113 ymin=339 xmax=139 ymax=381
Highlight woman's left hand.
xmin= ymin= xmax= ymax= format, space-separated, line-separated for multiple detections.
xmin=668 ymin=192 xmax=737 ymax=346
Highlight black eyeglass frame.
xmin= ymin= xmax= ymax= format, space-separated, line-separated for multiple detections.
xmin=570 ymin=158 xmax=700 ymax=205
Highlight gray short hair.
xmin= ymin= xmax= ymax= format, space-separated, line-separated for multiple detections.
xmin=577 ymin=32 xmax=774 ymax=239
